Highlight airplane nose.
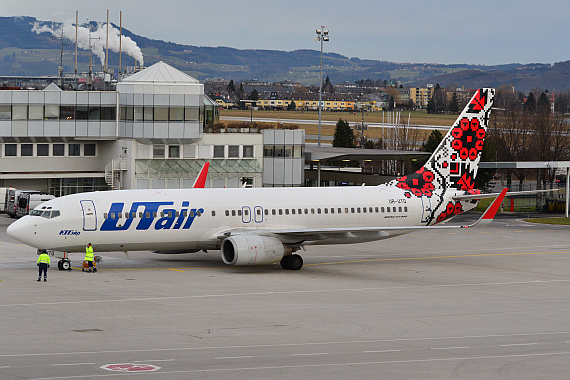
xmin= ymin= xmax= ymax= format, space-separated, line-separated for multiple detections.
xmin=7 ymin=217 xmax=31 ymax=244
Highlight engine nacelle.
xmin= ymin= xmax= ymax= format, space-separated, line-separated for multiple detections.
xmin=221 ymin=235 xmax=288 ymax=266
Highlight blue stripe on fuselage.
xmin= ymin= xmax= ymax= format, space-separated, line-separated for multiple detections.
xmin=100 ymin=201 xmax=204 ymax=231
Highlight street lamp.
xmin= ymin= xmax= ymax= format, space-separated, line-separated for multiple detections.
xmin=316 ymin=26 xmax=329 ymax=147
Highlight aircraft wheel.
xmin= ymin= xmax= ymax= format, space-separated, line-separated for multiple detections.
xmin=280 ymin=256 xmax=291 ymax=269
xmin=57 ymin=260 xmax=63 ymax=270
xmin=288 ymin=254 xmax=303 ymax=270
xmin=61 ymin=260 xmax=71 ymax=271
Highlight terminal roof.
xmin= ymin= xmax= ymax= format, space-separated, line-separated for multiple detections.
xmin=305 ymin=146 xmax=431 ymax=162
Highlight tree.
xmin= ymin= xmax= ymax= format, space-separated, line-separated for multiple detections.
xmin=226 ymin=79 xmax=235 ymax=94
xmin=449 ymin=92 xmax=459 ymax=113
xmin=287 ymin=100 xmax=296 ymax=111
xmin=249 ymin=89 xmax=259 ymax=101
xmin=537 ymin=92 xmax=550 ymax=114
xmin=422 ymin=130 xmax=443 ymax=153
xmin=430 ymin=84 xmax=447 ymax=114
xmin=524 ymin=92 xmax=536 ymax=113
xmin=323 ymin=76 xmax=334 ymax=93
xmin=332 ymin=118 xmax=355 ymax=148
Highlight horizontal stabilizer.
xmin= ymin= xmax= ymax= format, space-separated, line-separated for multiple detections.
xmin=453 ymin=188 xmax=560 ymax=201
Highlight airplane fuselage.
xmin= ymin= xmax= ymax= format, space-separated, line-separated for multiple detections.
xmin=9 ymin=185 xmax=475 ymax=253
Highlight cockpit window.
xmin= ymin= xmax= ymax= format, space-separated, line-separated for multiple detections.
xmin=30 ymin=209 xmax=60 ymax=218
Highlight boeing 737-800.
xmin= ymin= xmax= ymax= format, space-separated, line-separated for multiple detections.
xmin=8 ymin=88 xmax=505 ymax=270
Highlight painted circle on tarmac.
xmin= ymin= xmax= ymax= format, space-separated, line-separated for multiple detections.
xmin=101 ymin=363 xmax=161 ymax=372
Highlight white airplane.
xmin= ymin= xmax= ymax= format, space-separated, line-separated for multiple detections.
xmin=8 ymin=88 xmax=507 ymax=270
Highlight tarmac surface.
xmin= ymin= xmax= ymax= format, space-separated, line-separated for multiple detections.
xmin=1 ymin=212 xmax=570 ymax=379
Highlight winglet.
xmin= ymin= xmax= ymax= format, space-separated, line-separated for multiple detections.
xmin=468 ymin=188 xmax=508 ymax=228
xmin=192 ymin=162 xmax=210 ymax=188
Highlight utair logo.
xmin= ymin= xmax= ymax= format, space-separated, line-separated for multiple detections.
xmin=100 ymin=201 xmax=204 ymax=231
xmin=60 ymin=229 xmax=80 ymax=236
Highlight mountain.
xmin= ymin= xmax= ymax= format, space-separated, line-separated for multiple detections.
xmin=1 ymin=16 xmax=569 ymax=91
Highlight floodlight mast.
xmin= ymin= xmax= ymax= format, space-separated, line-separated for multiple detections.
xmin=315 ymin=26 xmax=329 ymax=187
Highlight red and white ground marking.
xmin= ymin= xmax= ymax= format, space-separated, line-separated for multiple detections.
xmin=101 ymin=363 xmax=161 ymax=372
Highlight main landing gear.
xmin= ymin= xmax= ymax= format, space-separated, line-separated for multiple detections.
xmin=280 ymin=254 xmax=303 ymax=270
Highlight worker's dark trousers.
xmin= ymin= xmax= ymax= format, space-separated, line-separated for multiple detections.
xmin=38 ymin=263 xmax=48 ymax=280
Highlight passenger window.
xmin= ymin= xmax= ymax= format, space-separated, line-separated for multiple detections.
xmin=272 ymin=209 xmax=276 ymax=215
xmin=345 ymin=208 xmax=348 ymax=213
xmin=338 ymin=208 xmax=341 ymax=214
xmin=225 ymin=210 xmax=229 ymax=216
xmin=381 ymin=207 xmax=384 ymax=213
xmin=110 ymin=213 xmax=116 ymax=219
xmin=104 ymin=213 xmax=108 ymax=219
xmin=404 ymin=207 xmax=408 ymax=212
xmin=393 ymin=207 xmax=396 ymax=212
xmin=292 ymin=209 xmax=296 ymax=215
xmin=386 ymin=208 xmax=390 ymax=213
xmin=363 ymin=207 xmax=367 ymax=213
xmin=175 ymin=211 xmax=179 ymax=217
xmin=153 ymin=212 xmax=157 ymax=218
xmin=375 ymin=207 xmax=379 ymax=213
xmin=369 ymin=207 xmax=373 ymax=213
xmin=257 ymin=209 xmax=261 ymax=215
xmin=197 ymin=210 xmax=202 ymax=217
xmin=244 ymin=209 xmax=249 ymax=216
xmin=311 ymin=208 xmax=315 ymax=214
xmin=264 ymin=209 xmax=268 ymax=215
xmin=118 ymin=212 xmax=123 ymax=219
xmin=399 ymin=207 xmax=402 ymax=212
xmin=304 ymin=208 xmax=308 ymax=214
xmin=278 ymin=209 xmax=283 ymax=215
xmin=330 ymin=208 xmax=334 ymax=214
xmin=146 ymin=212 xmax=150 ymax=218
xmin=183 ymin=210 xmax=187 ymax=217
xmin=160 ymin=212 xmax=164 ymax=218
xmin=351 ymin=208 xmax=355 ymax=213
xmin=232 ymin=210 xmax=236 ymax=216
xmin=285 ymin=209 xmax=289 ymax=215
xmin=298 ymin=209 xmax=302 ymax=214
xmin=190 ymin=211 xmax=195 ymax=217
xmin=317 ymin=208 xmax=321 ymax=214
xmin=211 ymin=210 xmax=216 ymax=217
xmin=237 ymin=210 xmax=242 ymax=216
xmin=139 ymin=212 xmax=143 ymax=218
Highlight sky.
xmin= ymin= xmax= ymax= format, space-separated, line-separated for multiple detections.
xmin=4 ymin=0 xmax=570 ymax=66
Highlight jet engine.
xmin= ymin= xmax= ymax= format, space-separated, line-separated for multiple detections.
xmin=221 ymin=235 xmax=290 ymax=266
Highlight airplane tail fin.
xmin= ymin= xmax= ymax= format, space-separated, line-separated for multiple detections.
xmin=192 ymin=162 xmax=210 ymax=188
xmin=388 ymin=88 xmax=495 ymax=196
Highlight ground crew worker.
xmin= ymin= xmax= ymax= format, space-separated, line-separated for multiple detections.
xmin=37 ymin=250 xmax=50 ymax=282
xmin=85 ymin=243 xmax=94 ymax=273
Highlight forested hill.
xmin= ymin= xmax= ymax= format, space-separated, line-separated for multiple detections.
xmin=1 ymin=16 xmax=569 ymax=91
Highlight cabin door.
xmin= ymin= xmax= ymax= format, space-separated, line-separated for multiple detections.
xmin=80 ymin=200 xmax=97 ymax=231
xmin=420 ymin=196 xmax=431 ymax=223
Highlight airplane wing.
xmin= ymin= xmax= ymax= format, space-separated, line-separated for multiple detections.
xmin=453 ymin=188 xmax=559 ymax=201
xmin=192 ymin=162 xmax=210 ymax=188
xmin=217 ymin=189 xmax=508 ymax=243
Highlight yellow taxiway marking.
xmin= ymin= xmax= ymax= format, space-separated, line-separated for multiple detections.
xmin=305 ymin=251 xmax=570 ymax=267
xmin=70 ymin=251 xmax=570 ymax=271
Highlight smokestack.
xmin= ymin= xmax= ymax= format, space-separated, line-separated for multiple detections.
xmin=105 ymin=9 xmax=109 ymax=72
xmin=119 ymin=11 xmax=122 ymax=74
xmin=75 ymin=11 xmax=78 ymax=78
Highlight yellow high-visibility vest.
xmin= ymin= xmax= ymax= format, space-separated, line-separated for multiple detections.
xmin=37 ymin=253 xmax=50 ymax=265
xmin=85 ymin=246 xmax=94 ymax=261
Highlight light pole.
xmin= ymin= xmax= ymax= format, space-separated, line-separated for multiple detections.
xmin=316 ymin=27 xmax=329 ymax=147
xmin=315 ymin=27 xmax=328 ymax=187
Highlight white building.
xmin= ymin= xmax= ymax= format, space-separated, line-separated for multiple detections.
xmin=0 ymin=62 xmax=304 ymax=195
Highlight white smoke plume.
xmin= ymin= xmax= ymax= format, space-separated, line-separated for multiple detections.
xmin=32 ymin=20 xmax=144 ymax=67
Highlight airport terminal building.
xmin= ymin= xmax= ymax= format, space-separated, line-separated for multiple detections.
xmin=0 ymin=62 xmax=304 ymax=195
